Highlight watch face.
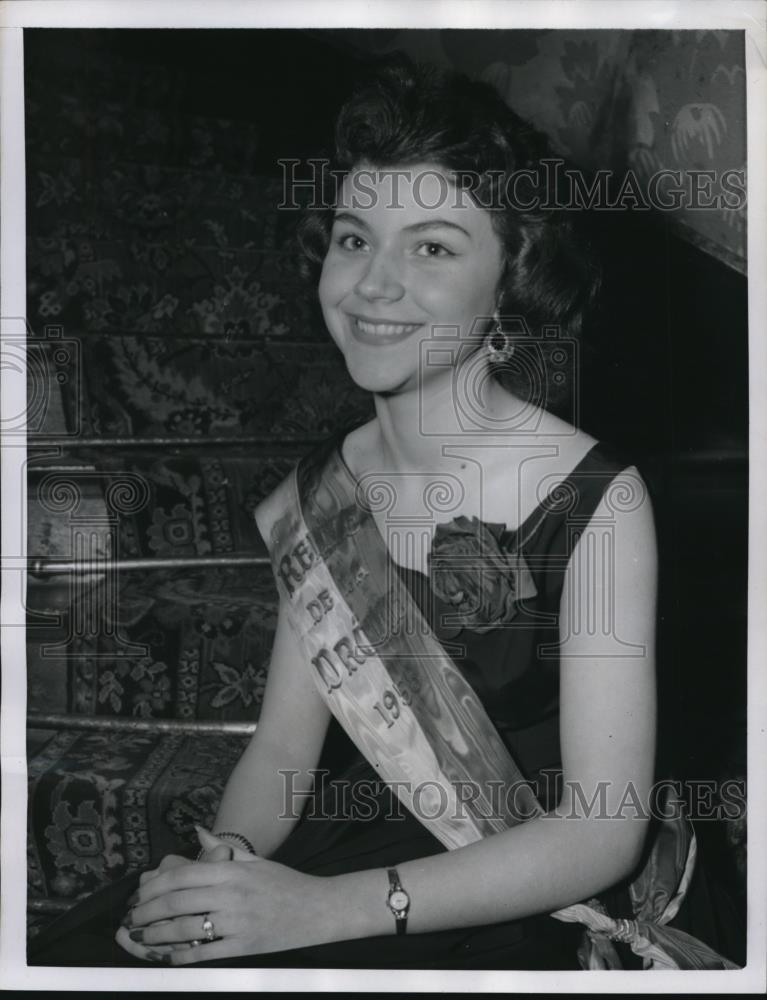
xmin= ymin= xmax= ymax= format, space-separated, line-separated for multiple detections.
xmin=389 ymin=889 xmax=409 ymax=911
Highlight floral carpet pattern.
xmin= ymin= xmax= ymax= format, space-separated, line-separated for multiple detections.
xmin=28 ymin=728 xmax=250 ymax=904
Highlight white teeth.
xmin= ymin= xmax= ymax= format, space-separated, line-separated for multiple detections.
xmin=355 ymin=319 xmax=420 ymax=336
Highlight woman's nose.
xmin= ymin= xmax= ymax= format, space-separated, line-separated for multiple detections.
xmin=354 ymin=249 xmax=404 ymax=301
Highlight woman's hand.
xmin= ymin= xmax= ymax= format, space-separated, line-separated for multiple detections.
xmin=139 ymin=852 xmax=193 ymax=887
xmin=115 ymin=828 xmax=253 ymax=962
xmin=114 ymin=840 xmax=231 ymax=963
xmin=115 ymin=853 xmax=335 ymax=965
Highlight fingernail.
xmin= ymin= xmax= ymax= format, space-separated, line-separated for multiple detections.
xmin=121 ymin=910 xmax=133 ymax=929
xmin=129 ymin=928 xmax=144 ymax=943
xmin=147 ymin=950 xmax=167 ymax=963
xmin=126 ymin=891 xmax=139 ymax=907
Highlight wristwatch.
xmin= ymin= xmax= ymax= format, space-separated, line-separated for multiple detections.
xmin=386 ymin=868 xmax=410 ymax=935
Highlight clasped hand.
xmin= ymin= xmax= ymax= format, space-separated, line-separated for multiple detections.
xmin=115 ymin=828 xmax=328 ymax=965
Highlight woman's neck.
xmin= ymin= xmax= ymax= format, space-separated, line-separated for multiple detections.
xmin=369 ymin=367 xmax=532 ymax=475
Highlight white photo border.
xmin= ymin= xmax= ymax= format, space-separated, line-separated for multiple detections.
xmin=1 ymin=0 xmax=765 ymax=992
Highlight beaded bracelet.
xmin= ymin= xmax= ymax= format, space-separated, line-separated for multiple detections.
xmin=196 ymin=830 xmax=259 ymax=860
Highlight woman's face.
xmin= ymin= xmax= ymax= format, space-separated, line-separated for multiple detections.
xmin=318 ymin=162 xmax=506 ymax=395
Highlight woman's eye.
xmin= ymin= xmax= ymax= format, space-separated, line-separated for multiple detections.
xmin=415 ymin=242 xmax=453 ymax=258
xmin=335 ymin=233 xmax=368 ymax=252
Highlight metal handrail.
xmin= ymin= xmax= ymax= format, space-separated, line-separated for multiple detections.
xmin=25 ymin=438 xmax=746 ymax=460
xmin=28 ymin=899 xmax=76 ymax=915
xmin=28 ymin=712 xmax=257 ymax=735
xmin=27 ymin=554 xmax=270 ymax=574
xmin=27 ymin=433 xmax=329 ymax=450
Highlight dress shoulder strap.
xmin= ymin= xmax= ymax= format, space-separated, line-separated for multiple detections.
xmin=516 ymin=441 xmax=638 ymax=563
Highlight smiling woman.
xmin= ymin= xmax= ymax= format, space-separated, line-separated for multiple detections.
xmin=28 ymin=52 xmax=739 ymax=972
xmin=298 ymin=56 xmax=602 ymax=414
xmin=318 ymin=164 xmax=505 ymax=394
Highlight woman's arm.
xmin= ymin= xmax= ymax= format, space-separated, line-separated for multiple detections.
xmin=126 ymin=468 xmax=657 ymax=961
xmin=210 ymin=597 xmax=333 ymax=856
xmin=117 ymin=597 xmax=333 ymax=958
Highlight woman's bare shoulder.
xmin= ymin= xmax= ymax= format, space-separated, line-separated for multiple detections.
xmin=494 ymin=421 xmax=600 ymax=485
xmin=340 ymin=418 xmax=381 ymax=478
xmin=534 ymin=410 xmax=599 ymax=460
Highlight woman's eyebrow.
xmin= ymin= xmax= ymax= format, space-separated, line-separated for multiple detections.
xmin=404 ymin=220 xmax=472 ymax=239
xmin=332 ymin=211 xmax=471 ymax=239
xmin=332 ymin=210 xmax=371 ymax=230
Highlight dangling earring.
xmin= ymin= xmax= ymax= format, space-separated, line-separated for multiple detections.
xmin=485 ymin=312 xmax=515 ymax=362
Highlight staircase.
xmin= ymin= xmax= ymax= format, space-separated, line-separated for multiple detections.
xmin=24 ymin=31 xmax=372 ymax=931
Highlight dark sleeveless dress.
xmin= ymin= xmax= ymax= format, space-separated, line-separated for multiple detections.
xmin=29 ymin=439 xmax=739 ymax=969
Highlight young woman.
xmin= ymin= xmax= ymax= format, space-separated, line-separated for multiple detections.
xmin=30 ymin=55 xmax=734 ymax=972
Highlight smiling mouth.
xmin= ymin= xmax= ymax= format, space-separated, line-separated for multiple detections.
xmin=351 ymin=317 xmax=424 ymax=337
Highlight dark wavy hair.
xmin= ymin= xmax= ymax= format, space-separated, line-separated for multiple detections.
xmin=296 ymin=53 xmax=602 ymax=412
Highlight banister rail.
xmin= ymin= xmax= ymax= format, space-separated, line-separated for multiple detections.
xmin=27 ymin=434 xmax=329 ymax=450
xmin=26 ymin=554 xmax=270 ymax=574
xmin=27 ymin=712 xmax=257 ymax=735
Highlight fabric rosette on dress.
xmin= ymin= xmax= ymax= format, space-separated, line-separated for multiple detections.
xmin=428 ymin=516 xmax=537 ymax=635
